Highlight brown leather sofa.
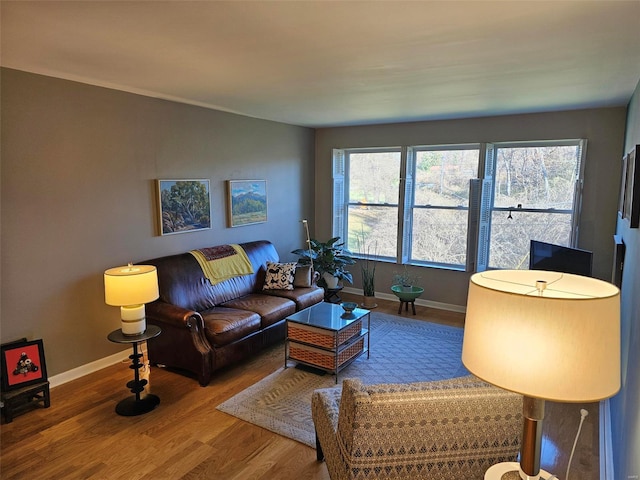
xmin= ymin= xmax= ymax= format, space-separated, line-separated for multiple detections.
xmin=143 ymin=240 xmax=324 ymax=386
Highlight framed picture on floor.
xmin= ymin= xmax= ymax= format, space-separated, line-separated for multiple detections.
xmin=226 ymin=179 xmax=267 ymax=227
xmin=156 ymin=179 xmax=211 ymax=235
xmin=1 ymin=339 xmax=48 ymax=391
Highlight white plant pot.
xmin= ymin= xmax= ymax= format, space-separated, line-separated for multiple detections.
xmin=322 ymin=272 xmax=340 ymax=289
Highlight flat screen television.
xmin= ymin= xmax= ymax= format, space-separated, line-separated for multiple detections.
xmin=529 ymin=240 xmax=593 ymax=277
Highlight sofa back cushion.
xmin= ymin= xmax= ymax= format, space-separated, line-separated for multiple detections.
xmin=144 ymin=240 xmax=279 ymax=311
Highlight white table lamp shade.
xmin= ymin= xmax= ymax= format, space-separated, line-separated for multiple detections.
xmin=104 ymin=264 xmax=159 ymax=306
xmin=104 ymin=264 xmax=159 ymax=335
xmin=462 ymin=270 xmax=620 ymax=402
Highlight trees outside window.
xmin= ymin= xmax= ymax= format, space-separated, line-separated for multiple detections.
xmin=481 ymin=141 xmax=585 ymax=270
xmin=333 ymin=139 xmax=585 ymax=272
xmin=411 ymin=146 xmax=480 ymax=267
xmin=343 ymin=149 xmax=401 ymax=260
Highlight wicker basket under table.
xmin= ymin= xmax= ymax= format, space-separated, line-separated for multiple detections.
xmin=284 ymin=303 xmax=370 ymax=383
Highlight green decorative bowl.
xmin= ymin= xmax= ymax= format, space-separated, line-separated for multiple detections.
xmin=391 ymin=285 xmax=424 ymax=301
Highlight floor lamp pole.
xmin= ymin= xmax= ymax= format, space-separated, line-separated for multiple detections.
xmin=520 ymin=396 xmax=545 ymax=479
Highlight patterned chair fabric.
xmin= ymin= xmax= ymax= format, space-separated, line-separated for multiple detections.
xmin=311 ymin=375 xmax=522 ymax=480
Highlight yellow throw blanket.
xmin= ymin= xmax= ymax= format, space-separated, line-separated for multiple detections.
xmin=190 ymin=244 xmax=254 ymax=285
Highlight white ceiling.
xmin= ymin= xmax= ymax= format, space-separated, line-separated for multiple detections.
xmin=2 ymin=1 xmax=640 ymax=128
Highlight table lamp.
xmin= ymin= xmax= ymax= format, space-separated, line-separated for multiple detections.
xmin=104 ymin=263 xmax=159 ymax=336
xmin=462 ymin=270 xmax=620 ymax=480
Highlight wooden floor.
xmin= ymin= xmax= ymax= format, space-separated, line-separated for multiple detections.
xmin=1 ymin=294 xmax=599 ymax=480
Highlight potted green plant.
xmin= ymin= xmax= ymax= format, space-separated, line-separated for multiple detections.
xmin=392 ymin=265 xmax=421 ymax=292
xmin=361 ymin=259 xmax=376 ymax=297
xmin=292 ymin=237 xmax=355 ymax=289
xmin=356 ymin=233 xmax=377 ymax=308
xmin=360 ymin=258 xmax=377 ymax=308
xmin=391 ymin=265 xmax=424 ymax=303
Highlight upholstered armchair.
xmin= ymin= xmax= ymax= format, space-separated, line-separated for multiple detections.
xmin=311 ymin=375 xmax=522 ymax=480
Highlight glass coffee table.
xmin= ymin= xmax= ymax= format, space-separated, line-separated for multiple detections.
xmin=285 ymin=302 xmax=370 ymax=383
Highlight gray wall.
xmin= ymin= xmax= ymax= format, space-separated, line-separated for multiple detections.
xmin=315 ymin=108 xmax=627 ymax=306
xmin=0 ymin=68 xmax=316 ymax=376
xmin=611 ymin=79 xmax=640 ymax=479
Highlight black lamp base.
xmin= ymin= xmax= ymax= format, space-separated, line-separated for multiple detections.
xmin=115 ymin=394 xmax=160 ymax=416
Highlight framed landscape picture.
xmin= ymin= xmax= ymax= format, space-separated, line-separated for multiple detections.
xmin=157 ymin=179 xmax=211 ymax=235
xmin=1 ymin=338 xmax=48 ymax=391
xmin=227 ymin=180 xmax=267 ymax=227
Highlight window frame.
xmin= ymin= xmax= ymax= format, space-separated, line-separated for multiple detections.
xmin=405 ymin=144 xmax=482 ymax=270
xmin=332 ymin=138 xmax=587 ymax=273
xmin=477 ymin=139 xmax=587 ymax=271
xmin=339 ymin=146 xmax=403 ymax=262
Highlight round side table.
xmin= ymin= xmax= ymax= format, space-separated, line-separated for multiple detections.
xmin=324 ymin=287 xmax=343 ymax=304
xmin=107 ymin=325 xmax=161 ymax=416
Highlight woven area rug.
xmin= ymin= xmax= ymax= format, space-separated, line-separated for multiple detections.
xmin=216 ymin=312 xmax=468 ymax=447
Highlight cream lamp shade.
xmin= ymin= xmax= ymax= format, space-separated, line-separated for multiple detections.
xmin=462 ymin=269 xmax=620 ymax=480
xmin=104 ymin=264 xmax=159 ymax=336
xmin=462 ymin=269 xmax=620 ymax=402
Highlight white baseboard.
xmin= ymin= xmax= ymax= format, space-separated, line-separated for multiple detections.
xmin=48 ymin=348 xmax=131 ymax=388
xmin=600 ymin=399 xmax=615 ymax=480
xmin=341 ymin=287 xmax=466 ymax=314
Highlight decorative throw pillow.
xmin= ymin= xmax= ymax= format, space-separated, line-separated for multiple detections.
xmin=263 ymin=261 xmax=297 ymax=290
xmin=293 ymin=265 xmax=313 ymax=288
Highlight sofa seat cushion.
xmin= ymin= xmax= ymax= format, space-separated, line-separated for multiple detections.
xmin=201 ymin=306 xmax=261 ymax=347
xmin=222 ymin=294 xmax=296 ymax=328
xmin=262 ymin=287 xmax=325 ymax=310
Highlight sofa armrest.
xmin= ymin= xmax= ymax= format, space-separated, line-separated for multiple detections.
xmin=145 ymin=301 xmax=214 ymax=386
xmin=146 ymin=301 xmax=204 ymax=331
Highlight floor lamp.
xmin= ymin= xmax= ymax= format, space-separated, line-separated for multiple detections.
xmin=462 ymin=270 xmax=620 ymax=480
xmin=302 ymin=219 xmax=314 ymax=270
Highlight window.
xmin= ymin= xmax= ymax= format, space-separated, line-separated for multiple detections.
xmin=410 ymin=146 xmax=480 ymax=267
xmin=333 ymin=139 xmax=585 ymax=273
xmin=341 ymin=148 xmax=401 ymax=260
xmin=478 ymin=141 xmax=586 ymax=270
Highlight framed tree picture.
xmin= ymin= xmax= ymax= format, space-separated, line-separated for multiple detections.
xmin=157 ymin=179 xmax=211 ymax=235
xmin=1 ymin=339 xmax=48 ymax=391
xmin=226 ymin=180 xmax=267 ymax=227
